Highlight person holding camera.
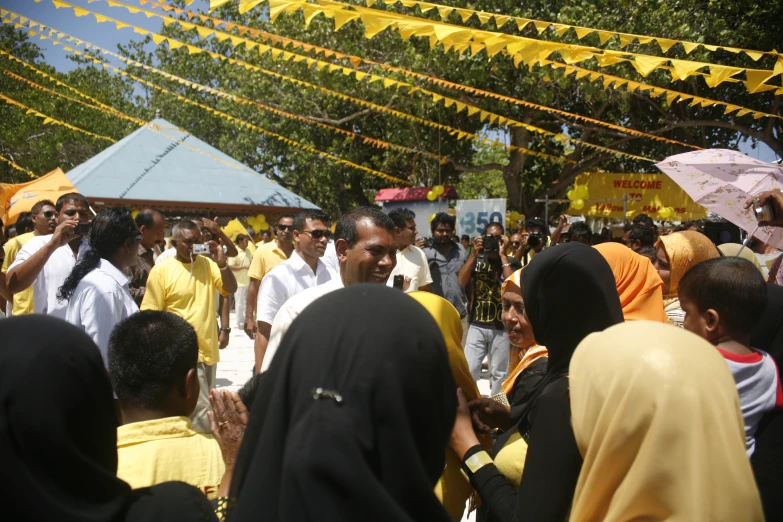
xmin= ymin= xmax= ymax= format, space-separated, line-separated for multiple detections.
xmin=6 ymin=193 xmax=93 ymax=319
xmin=458 ymin=222 xmax=520 ymax=394
xmin=142 ymin=219 xmax=238 ymax=433
xmin=513 ymin=217 xmax=549 ymax=266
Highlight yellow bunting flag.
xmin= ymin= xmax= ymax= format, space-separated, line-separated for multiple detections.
xmin=0 ymin=154 xmax=38 ymax=179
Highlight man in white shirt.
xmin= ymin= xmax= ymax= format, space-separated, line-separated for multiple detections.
xmin=387 ymin=208 xmax=433 ymax=292
xmin=260 ymin=207 xmax=397 ymax=372
xmin=228 ymin=234 xmax=253 ymax=330
xmin=254 ymin=210 xmax=335 ymax=372
xmin=61 ymin=208 xmax=141 ymax=366
xmin=7 ymin=193 xmax=92 ymax=318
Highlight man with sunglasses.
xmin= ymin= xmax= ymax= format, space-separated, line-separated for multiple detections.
xmin=252 ymin=210 xmax=335 ymax=372
xmin=7 ymin=193 xmax=92 ymax=318
xmin=1 ymin=201 xmax=57 ymax=316
xmin=244 ymin=214 xmax=295 ymax=340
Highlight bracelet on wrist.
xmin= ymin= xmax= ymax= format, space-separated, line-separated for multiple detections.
xmin=460 ymin=446 xmax=493 ymax=480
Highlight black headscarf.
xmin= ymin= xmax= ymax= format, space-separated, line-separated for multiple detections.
xmin=750 ymin=283 xmax=783 ymax=521
xmin=750 ymin=283 xmax=783 ymax=367
xmin=0 ymin=315 xmax=217 ymax=522
xmin=496 ymin=243 xmax=623 ymax=451
xmin=229 ymin=285 xmax=456 ymax=522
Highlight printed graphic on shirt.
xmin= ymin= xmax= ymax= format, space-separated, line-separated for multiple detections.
xmin=472 ymin=259 xmax=503 ymax=329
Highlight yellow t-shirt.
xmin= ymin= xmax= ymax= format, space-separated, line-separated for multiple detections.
xmin=141 ymin=256 xmax=227 ymax=365
xmin=247 ymin=241 xmax=287 ymax=281
xmin=116 ymin=416 xmax=225 ymax=500
xmin=1 ymin=232 xmax=35 ymax=315
xmin=227 ymin=246 xmax=252 ymax=287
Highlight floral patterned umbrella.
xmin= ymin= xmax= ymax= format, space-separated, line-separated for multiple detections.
xmin=656 ymin=148 xmax=783 ymax=249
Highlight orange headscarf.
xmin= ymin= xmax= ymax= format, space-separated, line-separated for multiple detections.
xmin=657 ymin=231 xmax=720 ymax=298
xmin=593 ymin=243 xmax=667 ymax=323
xmin=499 ymin=267 xmax=549 ymax=395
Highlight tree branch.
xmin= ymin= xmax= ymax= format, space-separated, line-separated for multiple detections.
xmin=446 ymin=161 xmax=507 ymax=173
xmin=305 ymin=108 xmax=373 ymax=125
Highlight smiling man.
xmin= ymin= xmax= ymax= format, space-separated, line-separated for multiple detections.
xmin=252 ymin=210 xmax=335 ymax=372
xmin=259 ymin=206 xmax=397 ymax=372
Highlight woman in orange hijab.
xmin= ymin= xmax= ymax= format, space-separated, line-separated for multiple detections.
xmin=593 ymin=243 xmax=667 ymax=323
xmin=654 ymin=231 xmax=720 ymax=327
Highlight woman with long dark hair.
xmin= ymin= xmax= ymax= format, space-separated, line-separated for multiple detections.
xmin=59 ymin=208 xmax=141 ymax=366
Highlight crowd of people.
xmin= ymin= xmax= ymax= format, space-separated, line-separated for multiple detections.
xmin=3 ymin=188 xmax=783 ymax=522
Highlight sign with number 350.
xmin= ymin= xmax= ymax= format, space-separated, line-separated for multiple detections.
xmin=456 ymin=198 xmax=506 ymax=238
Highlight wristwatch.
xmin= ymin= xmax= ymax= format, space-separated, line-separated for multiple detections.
xmin=220 ymin=327 xmax=231 ymax=333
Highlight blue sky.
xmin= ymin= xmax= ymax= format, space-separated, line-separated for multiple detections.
xmin=2 ymin=0 xmax=779 ymax=163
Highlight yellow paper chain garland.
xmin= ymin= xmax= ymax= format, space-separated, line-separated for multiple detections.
xmin=0 ymin=154 xmax=38 ymax=179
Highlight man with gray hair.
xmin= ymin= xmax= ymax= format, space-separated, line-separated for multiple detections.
xmin=142 ymin=219 xmax=237 ymax=433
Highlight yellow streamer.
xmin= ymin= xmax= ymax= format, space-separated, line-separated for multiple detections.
xmin=14 ymin=8 xmax=571 ymax=165
xmin=0 ymin=154 xmax=38 ymax=179
xmin=0 ymin=92 xmax=116 ymax=142
xmin=261 ymin=0 xmax=781 ymax=95
xmin=362 ymin=0 xmax=780 ymax=62
xmin=98 ymin=0 xmax=661 ymax=159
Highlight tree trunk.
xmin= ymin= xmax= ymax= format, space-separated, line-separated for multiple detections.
xmin=503 ymin=122 xmax=531 ymax=213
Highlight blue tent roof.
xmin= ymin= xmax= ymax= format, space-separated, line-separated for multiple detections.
xmin=66 ymin=119 xmax=318 ymax=213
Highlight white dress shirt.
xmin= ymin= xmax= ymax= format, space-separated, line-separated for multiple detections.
xmin=260 ymin=277 xmax=344 ymax=372
xmin=9 ymin=235 xmax=90 ymax=319
xmin=65 ymin=259 xmax=139 ymax=366
xmin=322 ymin=241 xmax=340 ymax=275
xmin=386 ymin=244 xmax=433 ymax=292
xmin=155 ymin=247 xmax=177 ymax=265
xmin=256 ymin=251 xmax=335 ymax=325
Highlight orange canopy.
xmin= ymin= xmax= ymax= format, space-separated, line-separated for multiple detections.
xmin=0 ymin=168 xmax=76 ymax=225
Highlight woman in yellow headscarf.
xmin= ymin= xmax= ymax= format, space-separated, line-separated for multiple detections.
xmin=568 ymin=321 xmax=763 ymax=522
xmin=409 ymin=291 xmax=488 ymax=521
xmin=593 ymin=243 xmax=667 ymax=323
xmin=655 ymin=231 xmax=720 ymax=327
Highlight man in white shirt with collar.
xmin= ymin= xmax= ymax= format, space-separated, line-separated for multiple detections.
xmin=386 ymin=207 xmax=433 ymax=292
xmin=7 ymin=193 xmax=92 ymax=319
xmin=60 ymin=208 xmax=141 ymax=366
xmin=254 ymin=210 xmax=335 ymax=371
xmin=260 ymin=207 xmax=397 ymax=372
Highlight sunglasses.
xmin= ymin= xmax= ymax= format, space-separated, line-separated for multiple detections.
xmin=277 ymin=224 xmax=294 ymax=231
xmin=301 ymin=229 xmax=332 ymax=240
xmin=42 ymin=211 xmax=57 ymax=219
xmin=510 ymin=241 xmax=521 ymax=246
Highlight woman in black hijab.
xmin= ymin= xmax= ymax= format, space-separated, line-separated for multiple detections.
xmin=0 ymin=315 xmax=217 ymax=522
xmin=449 ymin=243 xmax=624 ymax=522
xmin=228 ymin=285 xmax=457 ymax=522
xmin=750 ymin=283 xmax=783 ymax=521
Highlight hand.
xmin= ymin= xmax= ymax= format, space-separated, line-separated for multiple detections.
xmin=497 ymin=234 xmax=509 ymax=255
xmin=402 ymin=276 xmax=412 ymax=292
xmin=415 ymin=237 xmax=426 ymax=249
xmin=208 ymin=389 xmax=247 ymax=469
xmin=208 ymin=240 xmax=226 ymax=266
xmin=449 ymin=388 xmax=481 ymax=460
xmin=201 ymin=216 xmax=221 ymax=237
xmin=219 ymin=330 xmax=229 ymax=349
xmin=468 ymin=397 xmax=511 ymax=433
xmin=558 ymin=214 xmax=570 ymax=229
xmin=517 ymin=234 xmax=530 ymax=253
xmin=472 ymin=236 xmax=484 ymax=252
xmin=746 ymin=191 xmax=783 ymax=227
xmin=52 ymin=217 xmax=79 ymax=247
xmin=244 ymin=315 xmax=257 ymax=339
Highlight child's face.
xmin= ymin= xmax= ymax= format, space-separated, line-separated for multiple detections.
xmin=680 ymin=296 xmax=719 ymax=343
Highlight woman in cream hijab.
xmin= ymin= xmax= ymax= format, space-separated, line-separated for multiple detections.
xmin=409 ymin=291 xmax=488 ymax=521
xmin=654 ymin=231 xmax=720 ymax=327
xmin=569 ymin=321 xmax=763 ymax=522
xmin=718 ymin=242 xmax=766 ymax=276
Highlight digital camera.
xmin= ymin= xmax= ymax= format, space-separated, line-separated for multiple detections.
xmin=422 ymin=236 xmax=435 ymax=249
xmin=482 ymin=234 xmax=499 ymax=253
xmin=527 ymin=232 xmax=543 ymax=248
xmin=192 ymin=244 xmax=211 ymax=255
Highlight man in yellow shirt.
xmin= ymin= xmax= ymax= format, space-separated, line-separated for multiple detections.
xmin=141 ymin=220 xmax=237 ymax=433
xmin=1 ymin=201 xmax=58 ymax=316
xmin=244 ymin=214 xmax=294 ymax=371
xmin=110 ymin=310 xmax=227 ymax=499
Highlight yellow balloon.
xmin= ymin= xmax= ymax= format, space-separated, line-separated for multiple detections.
xmin=131 ymin=208 xmax=139 ymax=219
xmin=427 ymin=190 xmax=437 ymax=201
xmin=572 ymin=199 xmax=585 ymax=211
xmin=566 ymin=189 xmax=576 ymax=201
xmin=509 ymin=211 xmax=521 ymax=222
xmin=433 ymin=185 xmax=445 ymax=195
xmin=259 ymin=221 xmax=270 ymax=230
xmin=257 ymin=214 xmax=267 ymax=223
xmin=428 ymin=213 xmax=437 ymax=223
xmin=574 ymin=185 xmax=589 ymax=200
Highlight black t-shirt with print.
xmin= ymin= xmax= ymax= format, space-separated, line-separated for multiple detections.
xmin=470 ymin=257 xmax=519 ymax=329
